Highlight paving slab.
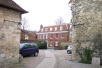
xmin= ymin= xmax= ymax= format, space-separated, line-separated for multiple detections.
xmin=35 ymin=50 xmax=56 ymax=68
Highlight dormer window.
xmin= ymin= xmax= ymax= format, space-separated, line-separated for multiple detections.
xmin=55 ymin=27 xmax=58 ymax=31
xmin=45 ymin=28 xmax=48 ymax=31
xmin=60 ymin=26 xmax=63 ymax=30
xmin=50 ymin=28 xmax=53 ymax=31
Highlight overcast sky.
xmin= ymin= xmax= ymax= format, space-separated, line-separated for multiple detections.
xmin=13 ymin=0 xmax=72 ymax=31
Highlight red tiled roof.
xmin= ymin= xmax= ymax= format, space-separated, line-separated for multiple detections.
xmin=0 ymin=0 xmax=28 ymax=13
xmin=44 ymin=24 xmax=67 ymax=28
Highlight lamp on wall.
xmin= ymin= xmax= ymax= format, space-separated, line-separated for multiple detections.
xmin=18 ymin=22 xmax=22 ymax=25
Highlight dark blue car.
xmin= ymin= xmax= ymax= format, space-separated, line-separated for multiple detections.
xmin=20 ymin=43 xmax=39 ymax=57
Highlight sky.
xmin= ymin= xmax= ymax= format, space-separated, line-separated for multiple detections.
xmin=13 ymin=0 xmax=72 ymax=31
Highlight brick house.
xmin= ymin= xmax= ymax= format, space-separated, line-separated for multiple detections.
xmin=21 ymin=30 xmax=37 ymax=40
xmin=0 ymin=0 xmax=27 ymax=67
xmin=37 ymin=23 xmax=72 ymax=49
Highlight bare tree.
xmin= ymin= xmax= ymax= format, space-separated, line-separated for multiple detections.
xmin=55 ymin=17 xmax=65 ymax=25
xmin=21 ymin=17 xmax=29 ymax=30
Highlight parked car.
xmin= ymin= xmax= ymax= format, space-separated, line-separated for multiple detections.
xmin=67 ymin=45 xmax=72 ymax=54
xmin=20 ymin=43 xmax=39 ymax=57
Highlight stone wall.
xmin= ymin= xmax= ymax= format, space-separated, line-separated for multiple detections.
xmin=71 ymin=0 xmax=102 ymax=62
xmin=0 ymin=6 xmax=21 ymax=67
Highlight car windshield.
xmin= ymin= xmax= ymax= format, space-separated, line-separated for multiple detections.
xmin=20 ymin=44 xmax=25 ymax=49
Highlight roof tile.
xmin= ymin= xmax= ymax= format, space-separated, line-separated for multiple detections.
xmin=0 ymin=0 xmax=28 ymax=13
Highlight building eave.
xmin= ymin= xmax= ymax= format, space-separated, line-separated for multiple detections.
xmin=36 ymin=31 xmax=69 ymax=34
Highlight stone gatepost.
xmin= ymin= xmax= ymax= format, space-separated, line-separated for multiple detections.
xmin=71 ymin=0 xmax=102 ymax=66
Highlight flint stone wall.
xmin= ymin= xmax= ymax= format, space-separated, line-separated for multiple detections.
xmin=71 ymin=0 xmax=102 ymax=62
xmin=0 ymin=6 xmax=21 ymax=67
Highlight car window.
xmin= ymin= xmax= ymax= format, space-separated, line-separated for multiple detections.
xmin=30 ymin=44 xmax=35 ymax=48
xmin=34 ymin=44 xmax=38 ymax=47
xmin=23 ymin=44 xmax=32 ymax=49
xmin=20 ymin=44 xmax=25 ymax=49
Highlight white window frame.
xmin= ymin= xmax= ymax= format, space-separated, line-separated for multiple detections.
xmin=56 ymin=34 xmax=58 ymax=39
xmin=60 ymin=26 xmax=63 ymax=30
xmin=46 ymin=34 xmax=48 ymax=39
xmin=50 ymin=28 xmax=53 ymax=31
xmin=38 ymin=34 xmax=39 ymax=39
xmin=45 ymin=28 xmax=48 ymax=31
xmin=55 ymin=42 xmax=58 ymax=46
xmin=40 ymin=34 xmax=42 ymax=39
xmin=55 ymin=27 xmax=58 ymax=31
xmin=61 ymin=33 xmax=64 ymax=39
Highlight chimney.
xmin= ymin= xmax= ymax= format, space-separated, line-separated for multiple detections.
xmin=40 ymin=24 xmax=43 ymax=31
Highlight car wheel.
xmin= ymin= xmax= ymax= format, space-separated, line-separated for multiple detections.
xmin=67 ymin=50 xmax=71 ymax=54
xmin=34 ymin=52 xmax=38 ymax=57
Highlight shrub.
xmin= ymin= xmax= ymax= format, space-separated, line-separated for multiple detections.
xmin=78 ymin=47 xmax=93 ymax=64
xmin=37 ymin=42 xmax=47 ymax=49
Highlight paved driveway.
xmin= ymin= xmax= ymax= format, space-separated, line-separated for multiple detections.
xmin=50 ymin=50 xmax=102 ymax=68
xmin=11 ymin=49 xmax=102 ymax=68
xmin=20 ymin=50 xmax=45 ymax=68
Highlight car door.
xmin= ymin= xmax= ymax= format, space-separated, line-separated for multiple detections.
xmin=33 ymin=44 xmax=38 ymax=52
xmin=28 ymin=44 xmax=35 ymax=54
xmin=21 ymin=44 xmax=31 ymax=56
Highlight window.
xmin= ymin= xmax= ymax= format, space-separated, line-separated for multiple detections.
xmin=46 ymin=34 xmax=48 ymax=39
xmin=25 ymin=34 xmax=29 ymax=39
xmin=56 ymin=34 xmax=58 ymax=39
xmin=23 ymin=44 xmax=32 ymax=49
xmin=60 ymin=26 xmax=63 ymax=30
xmin=50 ymin=34 xmax=53 ymax=39
xmin=55 ymin=27 xmax=58 ymax=31
xmin=70 ymin=32 xmax=72 ymax=37
xmin=43 ymin=34 xmax=45 ymax=39
xmin=38 ymin=34 xmax=39 ymax=39
xmin=55 ymin=42 xmax=58 ymax=46
xmin=61 ymin=33 xmax=64 ymax=39
xmin=50 ymin=28 xmax=53 ymax=31
xmin=45 ymin=28 xmax=49 ymax=31
xmin=50 ymin=42 xmax=52 ymax=46
xmin=40 ymin=34 xmax=42 ymax=39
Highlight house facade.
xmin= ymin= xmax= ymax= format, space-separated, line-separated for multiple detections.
xmin=37 ymin=24 xmax=72 ymax=49
xmin=0 ymin=0 xmax=27 ymax=67
xmin=21 ymin=30 xmax=37 ymax=40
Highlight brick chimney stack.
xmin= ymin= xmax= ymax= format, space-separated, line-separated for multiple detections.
xmin=40 ymin=24 xmax=43 ymax=31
